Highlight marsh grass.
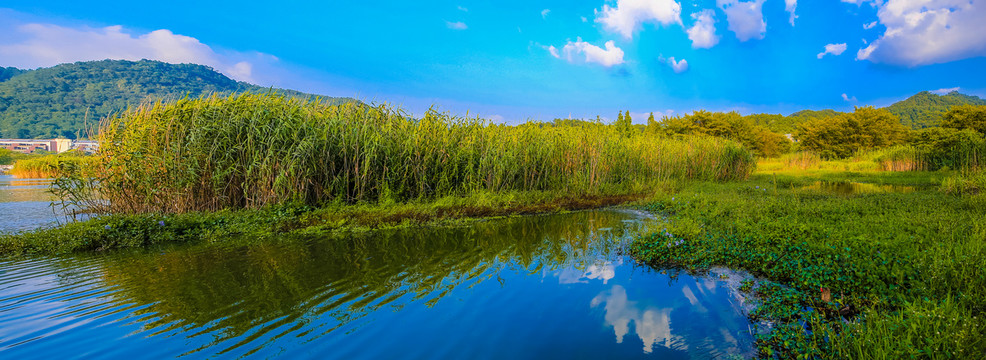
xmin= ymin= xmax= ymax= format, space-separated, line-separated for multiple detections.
xmin=64 ymin=92 xmax=755 ymax=214
xmin=10 ymin=154 xmax=90 ymax=178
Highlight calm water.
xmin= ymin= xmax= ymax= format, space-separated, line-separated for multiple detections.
xmin=0 ymin=192 xmax=757 ymax=359
xmin=0 ymin=175 xmax=83 ymax=233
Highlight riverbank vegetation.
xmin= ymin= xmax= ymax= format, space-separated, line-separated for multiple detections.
xmin=61 ymin=93 xmax=753 ymax=215
xmin=631 ymin=170 xmax=986 ymax=357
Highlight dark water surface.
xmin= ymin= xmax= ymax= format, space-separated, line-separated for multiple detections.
xmin=0 ymin=209 xmax=756 ymax=359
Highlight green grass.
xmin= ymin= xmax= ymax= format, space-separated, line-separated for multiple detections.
xmin=629 ymin=171 xmax=986 ymax=358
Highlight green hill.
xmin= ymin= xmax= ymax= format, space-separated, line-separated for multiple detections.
xmin=0 ymin=60 xmax=353 ymax=139
xmin=884 ymin=91 xmax=986 ymax=129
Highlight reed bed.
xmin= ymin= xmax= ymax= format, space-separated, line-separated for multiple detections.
xmin=10 ymin=154 xmax=89 ymax=179
xmin=66 ymin=93 xmax=754 ymax=214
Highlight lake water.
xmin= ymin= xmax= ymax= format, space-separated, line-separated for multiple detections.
xmin=0 ymin=175 xmax=83 ymax=234
xmin=0 ymin=183 xmax=757 ymax=359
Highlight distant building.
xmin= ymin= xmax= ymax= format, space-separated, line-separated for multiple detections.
xmin=71 ymin=140 xmax=100 ymax=154
xmin=0 ymin=138 xmax=74 ymax=154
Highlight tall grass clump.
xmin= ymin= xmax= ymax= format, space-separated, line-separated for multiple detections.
xmin=10 ymin=153 xmax=90 ymax=178
xmin=67 ymin=93 xmax=754 ymax=214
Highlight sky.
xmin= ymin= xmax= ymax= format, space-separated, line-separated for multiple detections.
xmin=1 ymin=0 xmax=985 ymax=123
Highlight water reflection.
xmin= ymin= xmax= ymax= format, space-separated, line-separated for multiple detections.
xmin=0 ymin=211 xmax=755 ymax=359
xmin=798 ymin=180 xmax=917 ymax=194
xmin=592 ymin=285 xmax=677 ymax=354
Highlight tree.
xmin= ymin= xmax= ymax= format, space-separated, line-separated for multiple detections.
xmin=0 ymin=148 xmax=14 ymax=165
xmin=796 ymin=106 xmax=908 ymax=158
xmin=615 ymin=110 xmax=634 ymax=137
xmin=941 ymin=105 xmax=986 ymax=135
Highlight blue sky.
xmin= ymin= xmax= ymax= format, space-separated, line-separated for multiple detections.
xmin=1 ymin=0 xmax=985 ymax=123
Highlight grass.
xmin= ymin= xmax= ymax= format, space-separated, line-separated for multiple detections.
xmin=9 ymin=153 xmax=90 ymax=178
xmin=760 ymin=140 xmax=984 ymax=175
xmin=63 ymin=92 xmax=754 ymax=215
xmin=629 ymin=170 xmax=986 ymax=358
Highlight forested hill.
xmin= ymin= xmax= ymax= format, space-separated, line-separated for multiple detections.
xmin=0 ymin=60 xmax=354 ymax=139
xmin=885 ymin=91 xmax=986 ymax=129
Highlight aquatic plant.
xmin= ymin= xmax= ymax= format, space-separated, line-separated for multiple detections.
xmin=61 ymin=92 xmax=755 ymax=214
xmin=631 ymin=172 xmax=986 ymax=357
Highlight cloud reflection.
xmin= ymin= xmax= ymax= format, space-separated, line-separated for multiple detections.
xmin=591 ymin=285 xmax=682 ymax=354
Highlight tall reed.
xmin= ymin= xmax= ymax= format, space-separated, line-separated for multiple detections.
xmin=65 ymin=93 xmax=755 ymax=214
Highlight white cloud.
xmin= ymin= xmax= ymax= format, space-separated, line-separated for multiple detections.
xmin=0 ymin=23 xmax=272 ymax=82
xmin=595 ymin=0 xmax=683 ymax=39
xmin=446 ymin=21 xmax=468 ymax=30
xmin=842 ymin=93 xmax=858 ymax=102
xmin=856 ymin=0 xmax=986 ymax=67
xmin=457 ymin=5 xmax=468 ymax=12
xmin=931 ymin=87 xmax=960 ymax=95
xmin=863 ymin=21 xmax=877 ymax=29
xmin=687 ymin=9 xmax=719 ymax=49
xmin=785 ymin=0 xmax=798 ymax=26
xmin=556 ymin=37 xmax=625 ymax=67
xmin=667 ymin=57 xmax=689 ymax=73
xmin=716 ymin=0 xmax=767 ymax=42
xmin=547 ymin=45 xmax=561 ymax=58
xmin=817 ymin=43 xmax=848 ymax=59
xmin=542 ymin=9 xmax=551 ymax=18
xmin=582 ymin=16 xmax=589 ymax=22
xmin=486 ymin=114 xmax=506 ymax=123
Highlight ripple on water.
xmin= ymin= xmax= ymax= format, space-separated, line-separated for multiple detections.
xmin=0 ymin=211 xmax=757 ymax=359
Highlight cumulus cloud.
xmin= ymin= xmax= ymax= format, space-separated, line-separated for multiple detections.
xmin=687 ymin=10 xmax=719 ymax=49
xmin=842 ymin=93 xmax=858 ymax=102
xmin=863 ymin=21 xmax=878 ymax=29
xmin=785 ymin=0 xmax=798 ymax=26
xmin=716 ymin=0 xmax=767 ymax=42
xmin=817 ymin=43 xmax=848 ymax=59
xmin=0 ymin=22 xmax=272 ymax=82
xmin=446 ymin=21 xmax=468 ymax=30
xmin=542 ymin=9 xmax=551 ymax=18
xmin=931 ymin=87 xmax=960 ymax=95
xmin=554 ymin=37 xmax=626 ymax=67
xmin=856 ymin=0 xmax=986 ymax=67
xmin=457 ymin=5 xmax=468 ymax=12
xmin=595 ymin=0 xmax=683 ymax=39
xmin=667 ymin=57 xmax=689 ymax=73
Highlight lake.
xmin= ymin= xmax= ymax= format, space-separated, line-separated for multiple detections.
xmin=0 ymin=181 xmax=757 ymax=359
